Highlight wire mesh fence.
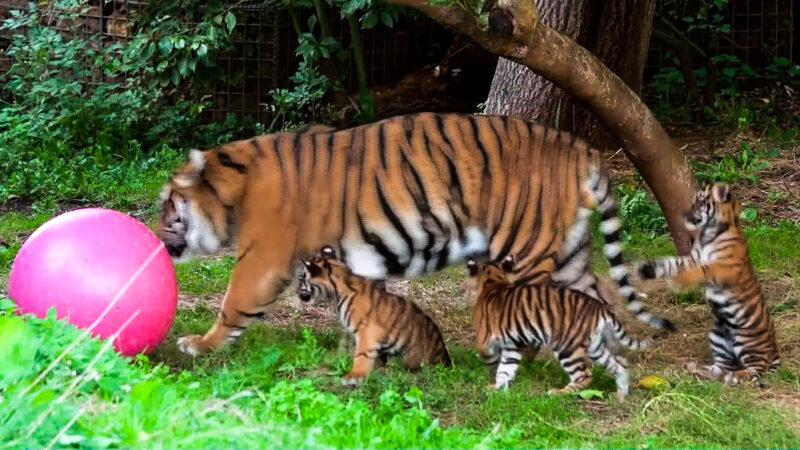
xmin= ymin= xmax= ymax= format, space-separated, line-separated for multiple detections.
xmin=1 ymin=0 xmax=796 ymax=126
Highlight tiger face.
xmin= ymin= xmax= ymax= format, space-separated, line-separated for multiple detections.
xmin=159 ymin=150 xmax=236 ymax=262
xmin=466 ymin=255 xmax=515 ymax=288
xmin=683 ymin=182 xmax=739 ymax=232
xmin=297 ymin=246 xmax=343 ymax=304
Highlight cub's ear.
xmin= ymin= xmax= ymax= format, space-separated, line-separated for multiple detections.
xmin=712 ymin=183 xmax=731 ymax=203
xmin=302 ymin=259 xmax=322 ymax=278
xmin=501 ymin=254 xmax=515 ymax=272
xmin=466 ymin=257 xmax=479 ymax=278
xmin=320 ymin=245 xmax=338 ymax=260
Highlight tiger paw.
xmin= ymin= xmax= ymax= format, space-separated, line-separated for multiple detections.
xmin=341 ymin=372 xmax=366 ymax=386
xmin=723 ymin=370 xmax=759 ymax=387
xmin=177 ymin=335 xmax=212 ymax=356
xmin=636 ymin=261 xmax=657 ymax=280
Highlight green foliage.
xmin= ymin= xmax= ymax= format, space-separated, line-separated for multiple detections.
xmin=0 ymin=300 xmax=526 ymax=449
xmin=0 ymin=0 xmax=242 ymax=205
xmin=650 ymin=0 xmax=800 ymax=126
xmin=617 ymin=184 xmax=668 ymax=238
xmin=692 ymin=140 xmax=779 ymax=184
xmin=266 ymin=0 xmax=415 ymax=128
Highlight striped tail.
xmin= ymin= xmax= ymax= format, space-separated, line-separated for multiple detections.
xmin=592 ymin=171 xmax=675 ymax=332
xmin=602 ymin=312 xmax=650 ymax=350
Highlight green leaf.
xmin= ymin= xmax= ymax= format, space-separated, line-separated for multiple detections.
xmin=175 ymin=38 xmax=186 ymax=49
xmin=0 ymin=297 xmax=16 ymax=313
xmin=380 ymin=11 xmax=393 ymax=28
xmin=178 ymin=57 xmax=188 ymax=76
xmin=740 ymin=208 xmax=758 ymax=222
xmin=197 ymin=43 xmax=208 ymax=57
xmin=225 ymin=11 xmax=237 ymax=33
xmin=578 ymin=389 xmax=604 ymax=400
xmin=58 ymin=434 xmax=86 ymax=445
xmin=362 ymin=11 xmax=378 ymax=29
xmin=171 ymin=69 xmax=180 ymax=86
xmin=0 ymin=315 xmax=39 ymax=388
xmin=158 ymin=38 xmax=173 ymax=56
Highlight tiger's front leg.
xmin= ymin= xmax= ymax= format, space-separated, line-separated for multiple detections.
xmin=636 ymin=255 xmax=696 ymax=281
xmin=493 ymin=347 xmax=523 ymax=390
xmin=177 ymin=236 xmax=296 ymax=356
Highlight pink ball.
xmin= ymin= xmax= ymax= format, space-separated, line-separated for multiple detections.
xmin=9 ymin=208 xmax=177 ymax=356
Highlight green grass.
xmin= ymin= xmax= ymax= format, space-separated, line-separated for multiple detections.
xmin=2 ymin=299 xmax=798 ymax=449
xmin=2 ymin=165 xmax=799 ymax=448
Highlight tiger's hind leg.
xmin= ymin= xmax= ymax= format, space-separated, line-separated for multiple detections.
xmin=689 ymin=318 xmax=736 ymax=380
xmin=707 ymin=318 xmax=737 ymax=380
xmin=550 ymin=347 xmax=592 ymax=395
xmin=588 ymin=334 xmax=630 ymax=400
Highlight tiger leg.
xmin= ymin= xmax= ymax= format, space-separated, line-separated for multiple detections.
xmin=692 ymin=319 xmax=736 ymax=380
xmin=588 ymin=335 xmax=630 ymax=399
xmin=177 ymin=237 xmax=296 ymax=356
xmin=728 ymin=334 xmax=773 ymax=386
xmin=343 ymin=326 xmax=382 ymax=386
xmin=550 ymin=347 xmax=592 ymax=395
xmin=636 ymin=255 xmax=695 ymax=281
xmin=493 ymin=347 xmax=523 ymax=390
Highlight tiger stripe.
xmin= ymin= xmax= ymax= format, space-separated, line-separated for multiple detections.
xmin=159 ymin=113 xmax=671 ymax=355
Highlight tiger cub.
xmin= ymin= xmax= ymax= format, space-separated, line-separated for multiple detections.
xmin=297 ymin=246 xmax=451 ymax=385
xmin=468 ymin=256 xmax=648 ymax=398
xmin=636 ymin=183 xmax=779 ymax=384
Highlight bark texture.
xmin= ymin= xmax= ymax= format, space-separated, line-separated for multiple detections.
xmin=485 ymin=0 xmax=656 ymax=149
xmin=382 ymin=0 xmax=697 ymax=254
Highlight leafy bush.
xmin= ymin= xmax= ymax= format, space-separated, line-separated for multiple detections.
xmin=0 ymin=0 xmax=242 ymax=205
xmin=617 ymin=184 xmax=668 ymax=238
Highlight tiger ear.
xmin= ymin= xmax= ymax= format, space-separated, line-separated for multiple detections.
xmin=321 ymin=245 xmax=338 ymax=260
xmin=712 ymin=183 xmax=731 ymax=203
xmin=501 ymin=254 xmax=515 ymax=272
xmin=466 ymin=257 xmax=479 ymax=277
xmin=174 ymin=149 xmax=205 ymax=188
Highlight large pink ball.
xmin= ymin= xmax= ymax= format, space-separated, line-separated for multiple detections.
xmin=9 ymin=208 xmax=177 ymax=356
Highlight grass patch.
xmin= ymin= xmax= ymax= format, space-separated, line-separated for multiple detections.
xmin=3 ymin=298 xmax=798 ymax=449
xmin=174 ymin=256 xmax=237 ymax=295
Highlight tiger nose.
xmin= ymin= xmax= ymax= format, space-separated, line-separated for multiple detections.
xmin=298 ymin=290 xmax=312 ymax=302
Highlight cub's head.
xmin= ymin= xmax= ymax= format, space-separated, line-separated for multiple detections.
xmin=466 ymin=255 xmax=515 ymax=290
xmin=683 ymin=183 xmax=740 ymax=233
xmin=159 ymin=148 xmax=247 ymax=261
xmin=297 ymin=246 xmax=350 ymax=304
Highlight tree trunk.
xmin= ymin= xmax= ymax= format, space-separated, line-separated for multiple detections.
xmin=485 ymin=0 xmax=656 ymax=149
xmin=382 ymin=0 xmax=697 ymax=254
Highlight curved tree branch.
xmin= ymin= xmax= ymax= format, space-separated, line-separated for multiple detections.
xmin=384 ymin=0 xmax=697 ymax=254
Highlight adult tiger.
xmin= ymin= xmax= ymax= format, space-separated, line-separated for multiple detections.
xmin=159 ymin=113 xmax=672 ymax=355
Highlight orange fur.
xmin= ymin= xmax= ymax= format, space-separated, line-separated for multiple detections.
xmin=159 ymin=113 xmax=669 ymax=355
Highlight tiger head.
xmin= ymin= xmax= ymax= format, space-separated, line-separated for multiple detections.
xmin=683 ymin=182 xmax=740 ymax=233
xmin=297 ymin=246 xmax=349 ymax=304
xmin=466 ymin=255 xmax=515 ymax=290
xmin=159 ymin=149 xmax=246 ymax=262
